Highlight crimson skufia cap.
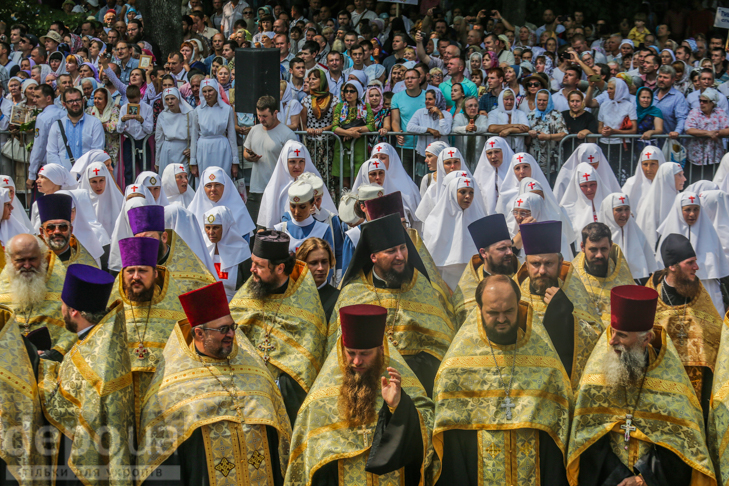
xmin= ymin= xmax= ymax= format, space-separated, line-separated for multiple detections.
xmin=340 ymin=304 xmax=388 ymax=349
xmin=610 ymin=285 xmax=658 ymax=332
xmin=253 ymin=230 xmax=290 ymax=261
xmin=660 ymin=233 xmax=696 ymax=268
xmin=61 ymin=264 xmax=115 ymax=313
xmin=520 ymin=221 xmax=562 ymax=255
xmin=364 ymin=191 xmax=405 ymax=220
xmin=179 ymin=281 xmax=230 ymax=327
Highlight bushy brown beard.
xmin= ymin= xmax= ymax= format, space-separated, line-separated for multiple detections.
xmin=123 ymin=280 xmax=155 ymax=302
xmin=670 ymin=268 xmax=701 ymax=300
xmin=338 ymin=350 xmax=385 ymax=427
xmin=603 ymin=343 xmax=647 ymax=391
xmin=380 ymin=263 xmax=414 ymax=288
xmin=249 ymin=277 xmax=278 ymax=300
xmin=529 ymin=276 xmax=559 ymax=296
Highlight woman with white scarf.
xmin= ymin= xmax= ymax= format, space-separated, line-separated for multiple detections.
xmin=188 ymin=166 xmax=255 ymax=238
xmin=0 ymin=175 xmax=33 ymax=231
xmin=560 ymin=162 xmax=610 ymax=243
xmin=257 ymin=140 xmax=335 ymax=229
xmin=406 ymin=89 xmax=452 ymax=157
xmin=278 ymin=81 xmax=302 ymax=131
xmin=0 ymin=188 xmax=29 ymax=246
xmin=86 ymin=87 xmax=121 ymax=163
xmin=30 ymin=164 xmax=78 ymax=231
xmin=486 ymin=88 xmax=530 ymax=153
xmin=420 ymin=141 xmax=449 ymax=196
xmin=554 ymin=143 xmax=622 ymax=201
xmin=423 ymin=174 xmax=486 ymax=289
xmin=596 ymin=77 xmax=637 ymax=184
xmin=56 ymin=189 xmax=107 ymax=267
xmin=155 ymin=87 xmax=196 ymax=175
xmin=656 ymin=191 xmax=729 ymax=316
xmin=598 ymin=193 xmax=658 ymax=282
xmin=203 ymin=206 xmax=252 ymax=301
xmin=162 ymin=163 xmax=195 ymax=207
xmin=635 ymin=162 xmax=686 ymax=250
xmin=124 ymin=183 xmax=158 ymax=204
xmin=712 ymin=152 xmax=729 ymax=189
xmin=621 ymin=145 xmax=665 ymax=215
xmin=415 ymin=146 xmax=475 ymax=222
xmin=510 ymin=192 xmax=574 ymax=262
xmin=698 ymin=190 xmax=729 ymax=262
xmin=472 ymin=136 xmax=515 ymax=214
xmin=494 ymin=152 xmax=551 ymax=216
xmin=107 ymin=196 xmax=150 ymax=272
xmin=78 ymin=160 xmax=124 ymax=236
xmin=134 ymin=171 xmax=169 ymax=206
xmin=190 ymin=79 xmax=238 ymax=178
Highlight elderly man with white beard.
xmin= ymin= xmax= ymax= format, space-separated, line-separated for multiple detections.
xmin=566 ymin=285 xmax=716 ymax=486
xmin=0 ymin=233 xmax=73 ymax=360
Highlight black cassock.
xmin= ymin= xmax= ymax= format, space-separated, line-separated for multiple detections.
xmin=318 ymin=283 xmax=340 ymax=323
xmin=312 ymin=390 xmax=425 ymax=486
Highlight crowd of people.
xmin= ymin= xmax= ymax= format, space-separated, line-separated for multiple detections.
xmin=4 ymin=1 xmax=729 ymax=485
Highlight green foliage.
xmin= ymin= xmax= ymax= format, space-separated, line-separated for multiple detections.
xmin=0 ymin=0 xmax=89 ymax=35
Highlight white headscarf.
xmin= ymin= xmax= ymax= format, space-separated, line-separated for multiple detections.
xmin=597 ymin=193 xmax=658 ymax=279
xmin=712 ymin=152 xmax=729 ymax=187
xmin=599 ymin=77 xmax=631 ymax=128
xmin=203 ymin=206 xmax=251 ymax=269
xmin=135 ymin=171 xmax=169 ymax=206
xmin=78 ymin=161 xmax=124 ymax=236
xmin=0 ymin=175 xmax=33 ymax=231
xmin=511 ymin=192 xmax=574 ymax=260
xmin=423 ymin=175 xmax=486 ymax=269
xmin=635 ymin=162 xmax=683 ymax=250
xmin=38 ymin=164 xmax=78 ymax=189
xmin=473 ymin=137 xmax=515 ymax=214
xmin=162 ymin=87 xmax=193 ymax=114
xmin=361 ymin=143 xmax=422 ymax=222
xmin=554 ymin=143 xmax=621 ymax=201
xmin=56 ymin=189 xmax=106 ymax=261
xmin=685 ymin=180 xmax=719 ymax=194
xmin=257 ymin=141 xmax=335 ymax=228
xmin=162 ymin=163 xmax=195 ymax=207
xmin=512 ymin=177 xmax=576 ymax=246
xmin=0 ymin=188 xmax=28 ymax=246
xmin=494 ymin=152 xmax=551 ymax=216
xmin=425 ymin=141 xmax=449 ymax=157
xmin=415 ymin=147 xmax=475 ymax=221
xmin=124 ymin=182 xmax=157 ymax=204
xmin=560 ymin=162 xmax=610 ymax=243
xmin=486 ymin=90 xmax=529 ymax=151
xmin=107 ymin=197 xmax=149 ymax=272
xmin=187 ymin=166 xmax=255 ymax=237
xmin=198 ymin=78 xmax=227 ymax=108
xmin=164 ymin=204 xmax=216 ymax=276
xmin=70 ymin=149 xmax=111 ymax=180
xmin=698 ymin=190 xmax=729 ymax=263
xmin=656 ymin=191 xmax=729 ymax=281
xmin=622 ymin=145 xmax=665 ymax=216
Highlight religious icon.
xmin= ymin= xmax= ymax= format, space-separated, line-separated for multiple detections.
xmin=127 ymin=103 xmax=140 ymax=116
xmin=139 ymin=55 xmax=152 ymax=69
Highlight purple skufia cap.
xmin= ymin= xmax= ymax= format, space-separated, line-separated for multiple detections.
xmin=128 ymin=205 xmax=165 ymax=235
xmin=119 ymin=237 xmax=159 ymax=268
xmin=520 ymin=221 xmax=562 ymax=255
xmin=62 ymin=264 xmax=115 ymax=313
xmin=37 ymin=193 xmax=73 ymax=223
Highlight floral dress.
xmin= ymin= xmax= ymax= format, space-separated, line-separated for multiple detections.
xmin=332 ymin=101 xmax=375 ymax=178
xmin=685 ymin=107 xmax=729 ymax=166
xmin=527 ymin=109 xmax=568 ymax=174
xmin=86 ymin=104 xmax=121 ymax=165
xmin=302 ymin=94 xmax=339 ymax=186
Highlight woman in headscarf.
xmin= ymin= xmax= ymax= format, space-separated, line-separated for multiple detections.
xmin=365 ymin=63 xmax=386 ymax=86
xmin=487 ymin=88 xmax=530 ymax=153
xmin=365 ymin=82 xmax=390 ymax=142
xmin=597 ymin=193 xmax=658 ymax=282
xmin=134 ymin=171 xmax=169 ymax=206
xmin=188 ymin=166 xmax=255 ymax=239
xmin=203 ymin=206 xmax=251 ymax=301
xmin=407 ymin=88 xmax=452 ymax=159
xmin=699 ymin=190 xmax=729 ymax=261
xmin=19 ymin=79 xmax=38 ymax=111
xmin=527 ymin=89 xmax=568 ymax=175
xmin=55 ymin=188 xmax=109 ymax=267
xmin=597 ymin=77 xmax=637 ymax=185
xmin=515 ymin=25 xmax=537 ymax=48
xmin=273 ymin=180 xmax=334 ymax=252
xmin=673 ymin=60 xmax=692 ymax=94
xmin=451 ymin=96 xmax=490 ymax=168
xmin=482 ymin=50 xmax=499 ymax=71
xmin=713 ymin=152 xmax=729 ymax=189
xmin=301 ymin=69 xmax=339 ymax=188
xmin=554 ymin=143 xmax=622 ymax=200
xmin=0 ymin=176 xmax=32 ymax=231
xmin=215 ymin=65 xmax=232 ymax=95
xmin=416 ymin=146 xmax=478 ymax=221
xmin=635 ymin=162 xmax=686 ymax=250
xmin=180 ymin=40 xmax=207 ymax=74
xmin=257 ymin=140 xmax=335 ymax=229
xmin=0 ymin=188 xmax=29 ymax=247
xmin=48 ymin=52 xmax=66 ymax=81
xmin=384 ymin=64 xmax=406 ymax=92
xmin=31 ymin=64 xmax=53 ymax=85
xmin=78 ymin=157 xmax=124 ymax=236
xmin=635 ymin=87 xmax=664 ymax=149
xmin=190 ymin=78 xmax=238 ymax=178
xmin=560 ymin=162 xmax=610 ymax=243
xmin=660 ymin=48 xmax=676 ymax=66
xmin=472 ymin=136 xmax=515 ymax=214
xmin=685 ymin=87 xmax=729 ymax=182
xmin=332 ymin=79 xmax=375 ymax=182
xmin=78 ymin=62 xmax=100 ymax=82
xmin=86 ymin=87 xmax=120 ymax=164
xmin=162 ymin=163 xmax=195 ymax=207
xmin=494 ymin=151 xmax=551 ymax=216
xmin=622 ymin=145 xmax=665 ymax=216
xmin=510 ymin=191 xmax=574 ymax=262
xmin=656 ymin=191 xmax=729 ymax=316
xmin=107 ymin=196 xmax=150 ymax=272
xmin=155 ymin=87 xmax=195 ymax=175
xmin=419 ymin=141 xmax=449 ymax=196
xmin=30 ymin=164 xmax=78 ymax=230
xmin=278 ymin=80 xmax=302 ymax=131
xmin=423 ymin=174 xmax=486 ymax=289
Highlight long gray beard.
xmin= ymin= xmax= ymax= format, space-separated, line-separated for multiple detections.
xmin=603 ymin=344 xmax=647 ymax=390
xmin=8 ymin=259 xmax=49 ymax=313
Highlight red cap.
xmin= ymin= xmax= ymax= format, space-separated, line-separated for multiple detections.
xmin=340 ymin=304 xmax=387 ymax=349
xmin=610 ymin=285 xmax=658 ymax=332
xmin=179 ymin=282 xmax=230 ymax=327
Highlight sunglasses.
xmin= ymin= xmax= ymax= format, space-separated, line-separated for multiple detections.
xmin=44 ymin=223 xmax=69 ymax=233
xmin=243 ymin=10 xmax=253 ymax=14
xmin=527 ymin=82 xmax=542 ymax=87
xmin=343 ymin=89 xmax=357 ymax=94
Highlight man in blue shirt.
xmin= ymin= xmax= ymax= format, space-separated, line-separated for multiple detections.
xmin=115 ymin=41 xmax=139 ymax=84
xmin=653 ymin=65 xmax=689 ymax=141
xmin=27 ymin=84 xmax=65 ymax=189
xmin=391 ymin=68 xmax=425 ymax=181
xmin=478 ymin=67 xmax=505 ymax=115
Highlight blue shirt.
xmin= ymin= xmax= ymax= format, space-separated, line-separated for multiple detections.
xmin=391 ymin=89 xmax=426 ymax=149
xmin=119 ymin=57 xmax=139 ymax=84
xmin=65 ymin=116 xmax=85 ymax=160
xmin=478 ymin=90 xmax=501 ymax=114
xmin=653 ymin=87 xmax=689 ymax=134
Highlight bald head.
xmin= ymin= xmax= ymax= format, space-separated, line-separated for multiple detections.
xmin=7 ymin=234 xmax=47 ymax=275
xmin=476 ymin=275 xmax=521 ymax=344
xmin=8 ymin=233 xmax=42 ymax=258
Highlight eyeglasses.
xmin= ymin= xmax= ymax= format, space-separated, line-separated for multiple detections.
xmin=527 ymin=82 xmax=542 ymax=87
xmin=343 ymin=89 xmax=357 ymax=94
xmin=243 ymin=10 xmax=253 ymax=14
xmin=44 ymin=223 xmax=69 ymax=233
xmin=201 ymin=323 xmax=238 ymax=334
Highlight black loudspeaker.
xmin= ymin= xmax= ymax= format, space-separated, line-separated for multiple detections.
xmin=234 ymin=48 xmax=280 ymax=114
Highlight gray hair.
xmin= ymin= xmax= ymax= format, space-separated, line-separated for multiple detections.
xmin=190 ymin=73 xmax=205 ymax=84
xmin=657 ymin=65 xmax=676 ymax=78
xmin=79 ymin=308 xmax=110 ymax=325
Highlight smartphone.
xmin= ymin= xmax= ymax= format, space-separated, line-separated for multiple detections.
xmin=589 ymin=74 xmax=601 ymax=83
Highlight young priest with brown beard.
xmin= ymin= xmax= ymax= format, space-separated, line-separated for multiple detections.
xmin=646 ymin=233 xmax=721 ymax=417
xmin=286 ymin=304 xmax=440 ymax=485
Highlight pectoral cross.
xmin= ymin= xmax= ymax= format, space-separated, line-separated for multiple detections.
xmin=676 ymin=322 xmax=689 ymax=344
xmin=621 ymin=414 xmax=636 ymax=450
xmin=257 ymin=335 xmax=275 ymax=363
xmin=501 ymin=396 xmax=516 ymax=420
xmin=134 ymin=343 xmax=149 ymax=360
xmin=357 ymin=425 xmax=371 ymax=447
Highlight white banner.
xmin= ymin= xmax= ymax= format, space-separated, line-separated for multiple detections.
xmin=715 ymin=7 xmax=729 ymax=29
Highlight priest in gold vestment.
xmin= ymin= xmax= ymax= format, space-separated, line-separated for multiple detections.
xmin=137 ymin=281 xmax=291 ymax=486
xmin=572 ymin=223 xmax=635 ymax=329
xmin=434 ymin=275 xmax=572 ymax=485
xmin=36 ymin=193 xmax=100 ymax=269
xmin=567 ymin=285 xmax=716 ymax=486
xmin=708 ymin=310 xmax=729 ymax=485
xmin=39 ymin=264 xmax=135 ymax=486
xmin=286 ymin=304 xmax=439 ymax=486
xmin=646 ymin=234 xmax=721 ymax=416
xmin=0 ymin=234 xmax=74 ymax=360
xmin=331 ymin=213 xmax=456 ymax=397
xmin=230 ymin=230 xmax=327 ymax=426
